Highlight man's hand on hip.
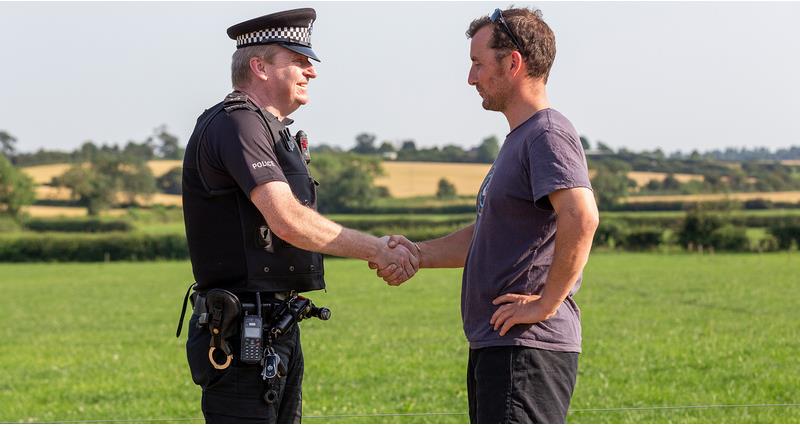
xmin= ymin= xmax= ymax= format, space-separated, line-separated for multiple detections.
xmin=490 ymin=294 xmax=559 ymax=336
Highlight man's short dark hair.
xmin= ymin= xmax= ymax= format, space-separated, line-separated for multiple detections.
xmin=466 ymin=8 xmax=556 ymax=84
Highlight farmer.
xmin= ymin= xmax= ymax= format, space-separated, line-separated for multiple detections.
xmin=374 ymin=7 xmax=599 ymax=423
xmin=180 ymin=8 xmax=417 ymax=423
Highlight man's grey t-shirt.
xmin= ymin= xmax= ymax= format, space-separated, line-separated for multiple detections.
xmin=462 ymin=108 xmax=592 ymax=352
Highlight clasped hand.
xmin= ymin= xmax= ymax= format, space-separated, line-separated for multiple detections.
xmin=368 ymin=235 xmax=419 ymax=286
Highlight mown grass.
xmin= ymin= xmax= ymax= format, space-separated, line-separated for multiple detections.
xmin=1 ymin=254 xmax=799 ymax=423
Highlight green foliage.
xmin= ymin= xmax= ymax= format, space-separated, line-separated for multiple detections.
xmin=767 ymin=223 xmax=800 ymax=250
xmin=0 ymin=233 xmax=187 ymax=262
xmin=0 ymin=130 xmax=17 ymax=158
xmin=677 ymin=208 xmax=723 ymax=250
xmin=619 ymin=227 xmax=663 ymax=250
xmin=153 ymin=125 xmax=184 ymax=160
xmin=156 ymin=166 xmax=182 ymax=195
xmin=591 ymin=160 xmax=634 ymax=210
xmin=23 ymin=218 xmax=132 ymax=233
xmin=54 ymin=151 xmax=155 ymax=215
xmin=709 ymin=225 xmax=750 ymax=251
xmin=592 ymin=220 xmax=625 ymax=248
xmin=351 ymin=133 xmax=378 ymax=154
xmin=436 ymin=178 xmax=458 ymax=200
xmin=0 ymin=154 xmax=36 ymax=217
xmin=309 ymin=153 xmax=383 ymax=213
xmin=476 ymin=136 xmax=499 ymax=163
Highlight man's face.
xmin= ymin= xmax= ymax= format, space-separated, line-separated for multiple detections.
xmin=263 ymin=48 xmax=317 ymax=112
xmin=468 ymin=25 xmax=513 ymax=112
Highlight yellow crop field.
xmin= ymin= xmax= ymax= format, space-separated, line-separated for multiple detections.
xmin=624 ymin=191 xmax=800 ymax=204
xmin=375 ymin=162 xmax=491 ymax=198
xmin=21 ymin=160 xmax=182 ymax=184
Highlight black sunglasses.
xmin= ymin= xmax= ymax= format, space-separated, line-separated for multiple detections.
xmin=490 ymin=8 xmax=524 ymax=54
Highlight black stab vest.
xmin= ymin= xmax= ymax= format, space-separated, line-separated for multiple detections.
xmin=182 ymin=92 xmax=325 ymax=293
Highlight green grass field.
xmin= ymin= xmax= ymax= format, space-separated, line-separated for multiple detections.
xmin=1 ymin=253 xmax=799 ymax=423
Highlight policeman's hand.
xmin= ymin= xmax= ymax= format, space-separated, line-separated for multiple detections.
xmin=489 ymin=294 xmax=559 ymax=336
xmin=368 ymin=237 xmax=417 ymax=286
xmin=369 ymin=235 xmax=420 ymax=284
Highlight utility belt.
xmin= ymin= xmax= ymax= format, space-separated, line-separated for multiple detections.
xmin=176 ymin=283 xmax=330 ymax=380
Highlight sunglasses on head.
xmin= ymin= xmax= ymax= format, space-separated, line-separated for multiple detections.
xmin=490 ymin=8 xmax=524 ymax=54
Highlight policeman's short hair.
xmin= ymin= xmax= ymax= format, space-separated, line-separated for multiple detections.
xmin=231 ymin=44 xmax=282 ymax=88
xmin=467 ymin=8 xmax=556 ymax=84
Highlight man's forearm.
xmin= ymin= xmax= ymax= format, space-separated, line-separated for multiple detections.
xmin=539 ymin=213 xmax=597 ymax=309
xmin=417 ymin=222 xmax=475 ymax=268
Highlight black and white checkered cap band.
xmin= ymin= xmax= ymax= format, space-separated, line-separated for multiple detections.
xmin=236 ymin=26 xmax=312 ymax=47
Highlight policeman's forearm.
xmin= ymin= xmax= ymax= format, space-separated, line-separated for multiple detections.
xmin=539 ymin=211 xmax=598 ymax=309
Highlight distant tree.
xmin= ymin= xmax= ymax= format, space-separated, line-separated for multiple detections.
xmin=153 ymin=125 xmax=183 ymax=159
xmin=596 ymin=141 xmax=614 ymax=154
xmin=119 ymin=161 xmax=156 ymax=204
xmin=309 ymin=153 xmax=383 ymax=213
xmin=678 ymin=207 xmax=724 ymax=250
xmin=436 ymin=178 xmax=458 ymax=199
xmin=0 ymin=130 xmax=17 ymax=159
xmin=311 ymin=144 xmax=342 ymax=154
xmin=378 ymin=141 xmax=396 ymax=154
xmin=399 ymin=140 xmax=417 ymax=153
xmin=662 ymin=173 xmax=681 ymax=191
xmin=591 ymin=160 xmax=633 ymax=210
xmin=477 ymin=136 xmax=500 ymax=163
xmin=157 ymin=166 xmax=182 ymax=195
xmin=442 ymin=144 xmax=468 ymax=162
xmin=351 ymin=133 xmax=378 ymax=155
xmin=78 ymin=141 xmax=99 ymax=161
xmin=56 ymin=152 xmax=155 ymax=215
xmin=122 ymin=140 xmax=155 ymax=162
xmin=579 ymin=135 xmax=591 ymax=151
xmin=0 ymin=154 xmax=35 ymax=218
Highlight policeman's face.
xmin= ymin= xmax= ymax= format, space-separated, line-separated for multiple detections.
xmin=468 ymin=26 xmax=513 ymax=112
xmin=264 ymin=48 xmax=318 ymax=111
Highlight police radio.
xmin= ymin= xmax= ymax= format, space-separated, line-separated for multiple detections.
xmin=240 ymin=293 xmax=264 ymax=364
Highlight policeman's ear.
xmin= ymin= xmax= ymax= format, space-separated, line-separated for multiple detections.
xmin=249 ymin=57 xmax=269 ymax=82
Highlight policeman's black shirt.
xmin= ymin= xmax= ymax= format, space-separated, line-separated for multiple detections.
xmin=200 ymin=100 xmax=291 ymax=194
xmin=182 ymin=93 xmax=306 ymax=291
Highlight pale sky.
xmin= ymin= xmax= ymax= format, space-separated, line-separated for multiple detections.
xmin=1 ymin=1 xmax=799 ymax=154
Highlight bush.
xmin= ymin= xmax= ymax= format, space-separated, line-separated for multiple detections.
xmin=768 ymin=223 xmax=800 ymax=250
xmin=436 ymin=178 xmax=458 ymax=200
xmin=24 ymin=218 xmax=132 ymax=233
xmin=709 ymin=225 xmax=750 ymax=251
xmin=0 ymin=233 xmax=188 ymax=262
xmin=678 ymin=210 xmax=723 ymax=250
xmin=593 ymin=220 xmax=625 ymax=248
xmin=619 ymin=227 xmax=663 ymax=250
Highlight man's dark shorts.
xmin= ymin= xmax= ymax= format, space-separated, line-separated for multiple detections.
xmin=187 ymin=313 xmax=304 ymax=423
xmin=467 ymin=346 xmax=578 ymax=424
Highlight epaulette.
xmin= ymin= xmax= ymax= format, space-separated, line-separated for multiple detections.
xmin=223 ymin=92 xmax=257 ymax=113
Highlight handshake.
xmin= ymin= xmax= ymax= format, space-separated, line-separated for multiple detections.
xmin=367 ymin=235 xmax=420 ymax=286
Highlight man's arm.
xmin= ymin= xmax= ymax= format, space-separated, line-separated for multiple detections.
xmin=490 ymin=187 xmax=598 ymax=336
xmin=250 ymin=181 xmax=417 ymax=283
xmin=370 ymin=221 xmax=476 ymax=283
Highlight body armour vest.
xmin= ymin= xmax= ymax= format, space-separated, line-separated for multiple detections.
xmin=182 ymin=92 xmax=325 ymax=293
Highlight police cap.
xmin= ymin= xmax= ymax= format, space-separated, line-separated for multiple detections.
xmin=227 ymin=8 xmax=320 ymax=62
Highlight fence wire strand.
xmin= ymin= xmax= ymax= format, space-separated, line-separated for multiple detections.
xmin=17 ymin=402 xmax=799 ymax=424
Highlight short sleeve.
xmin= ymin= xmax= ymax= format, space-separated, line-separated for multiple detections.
xmin=210 ymin=111 xmax=288 ymax=196
xmin=528 ymin=129 xmax=593 ymax=210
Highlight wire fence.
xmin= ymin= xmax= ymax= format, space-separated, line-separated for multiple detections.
xmin=17 ymin=402 xmax=800 ymax=424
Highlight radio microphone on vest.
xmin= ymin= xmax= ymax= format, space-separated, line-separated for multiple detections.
xmin=295 ymin=130 xmax=311 ymax=164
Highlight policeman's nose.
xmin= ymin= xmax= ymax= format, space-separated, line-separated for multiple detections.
xmin=304 ymin=65 xmax=317 ymax=79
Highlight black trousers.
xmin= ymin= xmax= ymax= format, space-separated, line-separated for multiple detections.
xmin=467 ymin=346 xmax=579 ymax=424
xmin=186 ymin=313 xmax=304 ymax=423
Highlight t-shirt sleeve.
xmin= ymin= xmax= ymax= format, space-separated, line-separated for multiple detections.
xmin=212 ymin=111 xmax=288 ymax=196
xmin=528 ymin=129 xmax=593 ymax=210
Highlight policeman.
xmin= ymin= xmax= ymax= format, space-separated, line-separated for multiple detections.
xmin=180 ymin=8 xmax=418 ymax=423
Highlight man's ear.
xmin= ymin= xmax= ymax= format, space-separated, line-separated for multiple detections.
xmin=508 ymin=50 xmax=525 ymax=78
xmin=249 ymin=57 xmax=268 ymax=82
